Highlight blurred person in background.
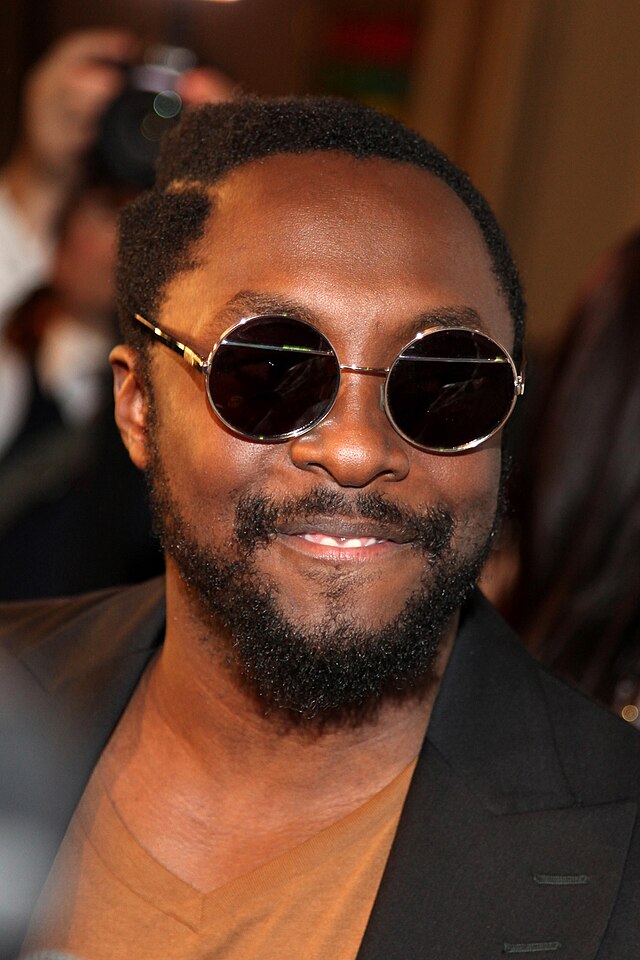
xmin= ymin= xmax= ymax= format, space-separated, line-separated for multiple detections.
xmin=0 ymin=30 xmax=234 ymax=599
xmin=482 ymin=230 xmax=640 ymax=719
xmin=0 ymin=32 xmax=136 ymax=353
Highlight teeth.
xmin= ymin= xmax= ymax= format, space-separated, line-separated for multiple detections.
xmin=301 ymin=534 xmax=383 ymax=548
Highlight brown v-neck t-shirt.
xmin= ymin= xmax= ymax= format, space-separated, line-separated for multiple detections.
xmin=24 ymin=759 xmax=416 ymax=960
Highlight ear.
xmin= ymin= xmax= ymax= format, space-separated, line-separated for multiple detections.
xmin=109 ymin=345 xmax=151 ymax=470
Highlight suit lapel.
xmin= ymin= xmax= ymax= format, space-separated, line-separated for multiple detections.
xmin=357 ymin=594 xmax=637 ymax=960
xmin=5 ymin=579 xmax=166 ymax=942
xmin=15 ymin=578 xmax=166 ymax=848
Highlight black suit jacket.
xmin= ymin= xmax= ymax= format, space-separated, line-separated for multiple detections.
xmin=2 ymin=579 xmax=640 ymax=959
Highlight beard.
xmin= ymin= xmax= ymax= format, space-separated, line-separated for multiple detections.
xmin=146 ymin=442 xmax=497 ymax=725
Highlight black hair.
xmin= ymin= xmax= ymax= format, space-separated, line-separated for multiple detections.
xmin=116 ymin=95 xmax=525 ymax=362
xmin=503 ymin=229 xmax=640 ymax=704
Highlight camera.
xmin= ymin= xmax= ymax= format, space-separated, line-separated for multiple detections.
xmin=92 ymin=45 xmax=197 ymax=188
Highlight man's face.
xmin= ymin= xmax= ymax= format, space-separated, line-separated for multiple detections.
xmin=139 ymin=152 xmax=513 ymax=718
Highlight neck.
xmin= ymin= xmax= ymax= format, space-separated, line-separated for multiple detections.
xmin=148 ymin=570 xmax=456 ymax=804
xmin=98 ymin=570 xmax=457 ymax=890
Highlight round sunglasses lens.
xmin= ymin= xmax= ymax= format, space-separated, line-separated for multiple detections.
xmin=386 ymin=329 xmax=516 ymax=450
xmin=207 ymin=316 xmax=340 ymax=440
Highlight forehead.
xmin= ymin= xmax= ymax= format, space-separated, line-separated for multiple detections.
xmin=163 ymin=152 xmax=512 ymax=350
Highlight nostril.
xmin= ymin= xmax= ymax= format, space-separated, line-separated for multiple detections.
xmin=287 ymin=389 xmax=411 ymax=488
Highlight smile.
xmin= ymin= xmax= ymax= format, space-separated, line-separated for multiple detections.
xmin=273 ymin=529 xmax=412 ymax=565
xmin=301 ymin=534 xmax=385 ymax=549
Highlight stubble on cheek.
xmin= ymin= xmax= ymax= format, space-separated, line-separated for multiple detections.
xmin=451 ymin=489 xmax=501 ymax=555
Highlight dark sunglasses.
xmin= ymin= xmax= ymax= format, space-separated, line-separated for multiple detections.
xmin=134 ymin=313 xmax=525 ymax=453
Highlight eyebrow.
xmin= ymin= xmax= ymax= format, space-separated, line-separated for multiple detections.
xmin=216 ymin=291 xmax=318 ymax=329
xmin=402 ymin=306 xmax=485 ymax=338
xmin=214 ymin=291 xmax=485 ymax=341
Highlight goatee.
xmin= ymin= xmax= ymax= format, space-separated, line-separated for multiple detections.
xmin=147 ymin=458 xmax=494 ymax=725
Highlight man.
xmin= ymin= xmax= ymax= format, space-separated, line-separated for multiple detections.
xmin=2 ymin=97 xmax=640 ymax=959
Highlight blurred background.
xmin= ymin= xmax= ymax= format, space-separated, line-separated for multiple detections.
xmin=1 ymin=0 xmax=639 ymax=355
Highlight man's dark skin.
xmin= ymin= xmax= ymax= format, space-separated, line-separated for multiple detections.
xmin=107 ymin=151 xmax=512 ymax=893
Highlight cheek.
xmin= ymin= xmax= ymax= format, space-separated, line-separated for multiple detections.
xmin=148 ymin=362 xmax=278 ymax=527
xmin=415 ymin=443 xmax=502 ymax=546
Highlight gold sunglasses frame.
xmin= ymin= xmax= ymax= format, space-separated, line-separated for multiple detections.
xmin=133 ymin=312 xmax=525 ymax=452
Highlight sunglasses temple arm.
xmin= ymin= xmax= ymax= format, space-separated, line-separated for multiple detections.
xmin=134 ymin=313 xmax=208 ymax=373
xmin=516 ymin=348 xmax=527 ymax=396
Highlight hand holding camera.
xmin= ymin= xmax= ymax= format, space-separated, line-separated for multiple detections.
xmin=3 ymin=29 xmax=234 ymax=241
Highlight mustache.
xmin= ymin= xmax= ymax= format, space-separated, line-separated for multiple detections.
xmin=234 ymin=487 xmax=455 ymax=557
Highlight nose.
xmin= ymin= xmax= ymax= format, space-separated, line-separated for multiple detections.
xmin=288 ymin=372 xmax=411 ymax=487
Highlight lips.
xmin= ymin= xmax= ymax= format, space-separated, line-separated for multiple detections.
xmin=275 ymin=517 xmax=413 ymax=546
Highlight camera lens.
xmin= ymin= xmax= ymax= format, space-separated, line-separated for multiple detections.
xmin=93 ymin=86 xmax=184 ymax=188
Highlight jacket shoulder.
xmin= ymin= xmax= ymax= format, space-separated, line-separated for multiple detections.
xmin=436 ymin=592 xmax=640 ymax=809
xmin=537 ymin=661 xmax=640 ymax=799
xmin=0 ymin=578 xmax=165 ymax=694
